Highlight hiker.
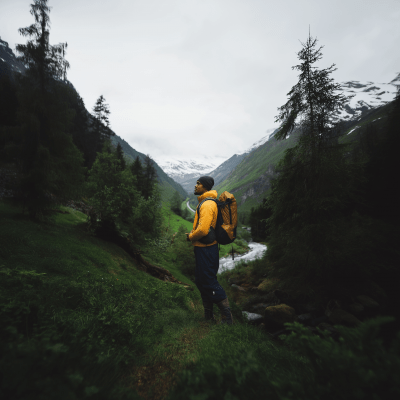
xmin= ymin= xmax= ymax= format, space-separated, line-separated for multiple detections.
xmin=185 ymin=176 xmax=233 ymax=324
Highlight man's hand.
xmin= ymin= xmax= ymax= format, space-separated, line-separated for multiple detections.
xmin=185 ymin=233 xmax=191 ymax=242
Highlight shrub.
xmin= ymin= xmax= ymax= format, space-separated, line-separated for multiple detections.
xmin=170 ymin=317 xmax=400 ymax=400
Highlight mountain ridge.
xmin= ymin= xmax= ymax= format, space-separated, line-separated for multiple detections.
xmin=0 ymin=35 xmax=186 ymax=200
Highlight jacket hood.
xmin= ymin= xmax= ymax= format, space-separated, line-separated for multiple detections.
xmin=198 ymin=190 xmax=218 ymax=203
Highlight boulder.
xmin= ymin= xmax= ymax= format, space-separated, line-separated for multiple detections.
xmin=242 ymin=311 xmax=264 ymax=325
xmin=251 ymin=303 xmax=271 ymax=314
xmin=257 ymin=279 xmax=279 ymax=293
xmin=296 ymin=313 xmax=313 ymax=324
xmin=231 ymin=284 xmax=246 ymax=292
xmin=264 ymin=304 xmax=296 ymax=328
xmin=356 ymin=295 xmax=379 ymax=309
xmin=328 ymin=309 xmax=361 ymax=328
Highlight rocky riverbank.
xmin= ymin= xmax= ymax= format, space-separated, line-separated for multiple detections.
xmin=224 ymin=268 xmax=397 ymax=343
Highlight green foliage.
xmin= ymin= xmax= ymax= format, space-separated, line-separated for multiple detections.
xmin=236 ymin=227 xmax=251 ymax=242
xmin=266 ymin=33 xmax=366 ymax=283
xmin=170 ymin=190 xmax=183 ymax=216
xmin=91 ymin=95 xmax=113 ymax=146
xmin=87 ymin=148 xmax=162 ymax=243
xmin=170 ymin=317 xmax=400 ymax=400
xmin=168 ymin=225 xmax=197 ymax=279
xmin=0 ymin=202 xmax=199 ymax=399
xmin=10 ymin=0 xmax=85 ymax=217
xmin=116 ymin=142 xmax=126 ymax=171
xmin=249 ymin=198 xmax=272 ymax=242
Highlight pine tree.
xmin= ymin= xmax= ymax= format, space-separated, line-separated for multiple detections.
xmin=130 ymin=156 xmax=144 ymax=194
xmin=170 ymin=190 xmax=182 ymax=216
xmin=115 ymin=142 xmax=126 ymax=171
xmin=267 ymin=32 xmax=360 ymax=283
xmin=142 ymin=155 xmax=157 ymax=200
xmin=90 ymin=95 xmax=113 ymax=154
xmin=15 ymin=0 xmax=84 ymax=216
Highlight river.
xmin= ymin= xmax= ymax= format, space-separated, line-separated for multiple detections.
xmin=219 ymin=242 xmax=267 ymax=273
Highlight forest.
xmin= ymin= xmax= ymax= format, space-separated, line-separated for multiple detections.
xmin=0 ymin=1 xmax=399 ymax=399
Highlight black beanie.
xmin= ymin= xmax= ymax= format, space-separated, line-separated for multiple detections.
xmin=198 ymin=176 xmax=214 ymax=191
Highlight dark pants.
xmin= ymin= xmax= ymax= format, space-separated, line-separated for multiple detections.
xmin=194 ymin=244 xmax=227 ymax=303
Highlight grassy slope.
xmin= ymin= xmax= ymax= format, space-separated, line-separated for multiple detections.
xmin=0 ymin=201 xmax=203 ymax=398
xmin=1 ymin=201 xmax=396 ymax=399
xmin=0 ymin=200 xmax=308 ymax=399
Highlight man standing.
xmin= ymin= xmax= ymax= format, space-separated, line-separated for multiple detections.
xmin=186 ymin=176 xmax=233 ymax=324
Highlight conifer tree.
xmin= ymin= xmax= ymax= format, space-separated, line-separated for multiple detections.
xmin=142 ymin=155 xmax=157 ymax=200
xmin=15 ymin=0 xmax=84 ymax=216
xmin=170 ymin=190 xmax=182 ymax=216
xmin=115 ymin=142 xmax=126 ymax=171
xmin=130 ymin=156 xmax=144 ymax=194
xmin=90 ymin=95 xmax=113 ymax=154
xmin=267 ymin=32 xmax=360 ymax=282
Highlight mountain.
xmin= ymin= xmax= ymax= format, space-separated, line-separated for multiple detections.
xmin=155 ymin=157 xmax=226 ymax=193
xmin=0 ymin=36 xmax=26 ymax=78
xmin=332 ymin=75 xmax=400 ymax=122
xmin=158 ymin=128 xmax=279 ymax=194
xmin=213 ymin=74 xmax=400 ymax=216
xmin=0 ymin=35 xmax=186 ymax=200
xmin=110 ymin=136 xmax=187 ymax=199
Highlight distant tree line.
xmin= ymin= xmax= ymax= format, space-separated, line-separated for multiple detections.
xmin=0 ymin=0 xmax=163 ymax=244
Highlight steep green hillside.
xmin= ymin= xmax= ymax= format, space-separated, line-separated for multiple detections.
xmin=111 ymin=135 xmax=187 ymax=199
xmin=215 ymin=103 xmax=393 ymax=215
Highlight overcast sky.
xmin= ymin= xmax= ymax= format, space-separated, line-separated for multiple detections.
xmin=1 ymin=0 xmax=400 ymax=163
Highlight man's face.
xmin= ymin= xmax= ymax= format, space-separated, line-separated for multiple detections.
xmin=194 ymin=181 xmax=207 ymax=195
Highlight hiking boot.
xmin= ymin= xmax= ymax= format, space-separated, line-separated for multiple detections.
xmin=203 ymin=301 xmax=215 ymax=322
xmin=216 ymin=298 xmax=233 ymax=325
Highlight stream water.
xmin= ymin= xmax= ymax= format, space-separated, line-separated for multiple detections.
xmin=219 ymin=242 xmax=267 ymax=273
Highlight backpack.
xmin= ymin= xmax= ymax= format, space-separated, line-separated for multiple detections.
xmin=196 ymin=191 xmax=237 ymax=245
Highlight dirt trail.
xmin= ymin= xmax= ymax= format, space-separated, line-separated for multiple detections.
xmin=123 ymin=303 xmax=211 ymax=400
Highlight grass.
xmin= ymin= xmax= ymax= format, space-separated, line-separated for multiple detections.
xmin=0 ymin=200 xmax=202 ymax=398
xmin=2 ymin=199 xmax=396 ymax=399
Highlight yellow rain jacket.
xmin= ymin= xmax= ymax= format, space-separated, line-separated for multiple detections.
xmin=189 ymin=190 xmax=218 ymax=247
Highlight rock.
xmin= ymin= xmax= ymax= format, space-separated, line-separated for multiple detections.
xmin=242 ymin=311 xmax=264 ymax=325
xmin=231 ymin=284 xmax=246 ymax=292
xmin=328 ymin=309 xmax=361 ymax=327
xmin=264 ymin=304 xmax=296 ymax=328
xmin=251 ymin=303 xmax=271 ymax=314
xmin=356 ymin=295 xmax=379 ymax=309
xmin=296 ymin=313 xmax=313 ymax=324
xmin=257 ymin=279 xmax=279 ymax=293
xmin=348 ymin=303 xmax=364 ymax=314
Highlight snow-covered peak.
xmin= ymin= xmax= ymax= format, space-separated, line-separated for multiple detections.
xmin=155 ymin=156 xmax=226 ymax=179
xmin=333 ymin=74 xmax=399 ymax=122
